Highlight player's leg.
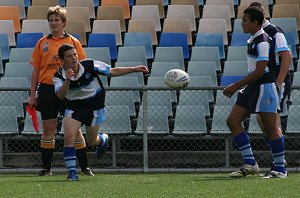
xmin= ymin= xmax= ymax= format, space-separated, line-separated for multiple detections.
xmin=37 ymin=84 xmax=58 ymax=176
xmin=84 ymin=108 xmax=108 ymax=158
xmin=257 ymin=83 xmax=287 ymax=178
xmin=74 ymin=128 xmax=94 ymax=176
xmin=63 ymin=116 xmax=82 ymax=181
xmin=259 ymin=112 xmax=287 ymax=178
xmin=227 ymin=104 xmax=259 ymax=178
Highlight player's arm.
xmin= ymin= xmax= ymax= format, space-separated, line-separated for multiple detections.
xmin=109 ymin=66 xmax=149 ymax=77
xmin=55 ymin=69 xmax=74 ymax=100
xmin=277 ymin=50 xmax=291 ymax=87
xmin=223 ymin=61 xmax=266 ymax=98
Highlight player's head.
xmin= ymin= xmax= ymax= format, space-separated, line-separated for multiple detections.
xmin=58 ymin=44 xmax=78 ymax=68
xmin=249 ymin=2 xmax=266 ymax=18
xmin=47 ymin=5 xmax=68 ymax=28
xmin=242 ymin=6 xmax=264 ymax=34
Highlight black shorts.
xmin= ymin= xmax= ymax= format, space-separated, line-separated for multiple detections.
xmin=37 ymin=83 xmax=65 ymax=120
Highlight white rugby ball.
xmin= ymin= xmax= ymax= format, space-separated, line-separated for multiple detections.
xmin=164 ymin=69 xmax=190 ymax=89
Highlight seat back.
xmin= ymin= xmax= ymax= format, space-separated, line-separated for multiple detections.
xmin=101 ymin=0 xmax=131 ymax=19
xmin=9 ymin=48 xmax=34 ymax=63
xmin=16 ymin=32 xmax=43 ymax=48
xmin=92 ymin=20 xmax=122 ymax=46
xmin=0 ymin=20 xmax=16 ymax=46
xmin=128 ymin=19 xmax=158 ymax=45
xmin=124 ymin=32 xmax=154 ymax=59
xmin=0 ymin=6 xmax=21 ymax=32
xmin=97 ymin=6 xmax=126 ymax=32
xmin=21 ymin=19 xmax=49 ymax=35
xmin=88 ymin=33 xmax=118 ymax=59
xmin=131 ymin=5 xmax=161 ymax=31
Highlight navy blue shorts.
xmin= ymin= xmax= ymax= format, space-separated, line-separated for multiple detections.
xmin=64 ymin=108 xmax=107 ymax=127
xmin=235 ymin=82 xmax=279 ymax=114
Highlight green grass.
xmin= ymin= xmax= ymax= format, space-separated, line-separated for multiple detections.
xmin=0 ymin=173 xmax=299 ymax=198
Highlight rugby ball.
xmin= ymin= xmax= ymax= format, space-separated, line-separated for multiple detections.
xmin=164 ymin=69 xmax=190 ymax=89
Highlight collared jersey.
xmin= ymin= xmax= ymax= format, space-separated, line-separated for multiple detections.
xmin=30 ymin=33 xmax=86 ymax=85
xmin=247 ymin=29 xmax=276 ymax=84
xmin=53 ymin=59 xmax=111 ymax=111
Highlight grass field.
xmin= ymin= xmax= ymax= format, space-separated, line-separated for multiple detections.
xmin=0 ymin=173 xmax=299 ymax=198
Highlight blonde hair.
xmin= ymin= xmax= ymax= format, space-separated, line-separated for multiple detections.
xmin=47 ymin=5 xmax=68 ymax=24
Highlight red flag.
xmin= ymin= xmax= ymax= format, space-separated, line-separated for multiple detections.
xmin=26 ymin=105 xmax=39 ymax=133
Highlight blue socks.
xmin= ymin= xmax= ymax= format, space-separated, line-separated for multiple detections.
xmin=64 ymin=147 xmax=76 ymax=175
xmin=233 ymin=131 xmax=256 ymax=166
xmin=269 ymin=137 xmax=286 ymax=174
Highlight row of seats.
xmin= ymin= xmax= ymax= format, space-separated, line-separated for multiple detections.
xmin=2 ymin=101 xmax=300 ymax=135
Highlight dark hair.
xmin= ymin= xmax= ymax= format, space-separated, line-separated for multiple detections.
xmin=58 ymin=44 xmax=75 ymax=59
xmin=249 ymin=2 xmax=265 ymax=13
xmin=243 ymin=6 xmax=264 ymax=26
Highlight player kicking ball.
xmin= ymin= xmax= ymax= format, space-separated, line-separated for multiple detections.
xmin=53 ymin=44 xmax=148 ymax=181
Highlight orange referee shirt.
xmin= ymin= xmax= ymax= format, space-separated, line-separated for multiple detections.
xmin=30 ymin=33 xmax=86 ymax=85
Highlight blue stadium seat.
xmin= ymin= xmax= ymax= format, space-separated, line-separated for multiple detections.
xmin=195 ymin=33 xmax=225 ymax=59
xmin=159 ymin=32 xmax=190 ymax=60
xmin=16 ymin=32 xmax=43 ymax=48
xmin=220 ymin=76 xmax=246 ymax=86
xmin=88 ymin=33 xmax=118 ymax=59
xmin=284 ymin=32 xmax=297 ymax=59
xmin=124 ymin=32 xmax=153 ymax=59
xmin=0 ymin=33 xmax=10 ymax=60
xmin=230 ymin=32 xmax=251 ymax=46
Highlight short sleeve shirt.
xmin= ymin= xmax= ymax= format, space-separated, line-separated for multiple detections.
xmin=30 ymin=33 xmax=86 ymax=85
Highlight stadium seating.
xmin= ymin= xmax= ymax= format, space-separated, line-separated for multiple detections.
xmin=100 ymin=105 xmax=132 ymax=135
xmin=96 ymin=6 xmax=126 ymax=32
xmin=117 ymin=46 xmax=147 ymax=66
xmin=195 ymin=33 xmax=225 ymax=59
xmin=21 ymin=19 xmax=49 ymax=35
xmin=0 ymin=106 xmax=19 ymax=133
xmin=154 ymin=47 xmax=185 ymax=70
xmin=210 ymin=105 xmax=232 ymax=134
xmin=128 ymin=19 xmax=158 ymax=45
xmin=124 ymin=32 xmax=154 ymax=59
xmin=26 ymin=6 xmax=49 ymax=19
xmin=150 ymin=62 xmax=180 ymax=77
xmin=187 ymin=61 xmax=217 ymax=85
xmin=159 ymin=33 xmax=190 ymax=59
xmin=0 ymin=0 xmax=26 ymax=19
xmin=170 ymin=0 xmax=200 ymax=19
xmin=230 ymin=32 xmax=251 ymax=46
xmin=84 ymin=47 xmax=111 ymax=65
xmin=4 ymin=62 xmax=33 ymax=84
xmin=66 ymin=0 xmax=95 ymax=19
xmin=135 ymin=0 xmax=165 ymax=18
xmin=172 ymin=105 xmax=207 ymax=135
xmin=202 ymin=5 xmax=231 ymax=32
xmin=272 ymin=4 xmax=300 ymax=31
xmin=31 ymin=0 xmax=59 ymax=6
xmin=0 ymin=77 xmax=29 ymax=88
xmin=65 ymin=21 xmax=87 ymax=46
xmin=92 ymin=20 xmax=122 ymax=46
xmin=0 ymin=20 xmax=16 ymax=47
xmin=0 ymin=6 xmax=21 ymax=32
xmin=190 ymin=47 xmax=221 ymax=71
xmin=223 ymin=61 xmax=248 ymax=76
xmin=0 ymin=49 xmax=3 ymax=75
xmin=101 ymin=0 xmax=131 ymax=20
xmin=0 ymin=34 xmax=10 ymax=60
xmin=88 ymin=33 xmax=118 ymax=59
xmin=220 ymin=76 xmax=246 ymax=86
xmin=226 ymin=46 xmax=248 ymax=61
xmin=65 ymin=7 xmax=91 ymax=32
xmin=205 ymin=0 xmax=235 ymax=19
xmin=131 ymin=5 xmax=161 ymax=32
xmin=198 ymin=19 xmax=228 ymax=46
xmin=163 ymin=18 xmax=193 ymax=45
xmin=135 ymin=105 xmax=170 ymax=135
xmin=214 ymin=90 xmax=237 ymax=107
xmin=166 ymin=5 xmax=196 ymax=32
xmin=16 ymin=33 xmax=43 ymax=48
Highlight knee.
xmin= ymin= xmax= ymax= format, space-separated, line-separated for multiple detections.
xmin=64 ymin=132 xmax=75 ymax=144
xmin=226 ymin=116 xmax=234 ymax=129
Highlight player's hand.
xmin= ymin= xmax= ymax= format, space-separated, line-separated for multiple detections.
xmin=28 ymin=95 xmax=37 ymax=107
xmin=134 ymin=65 xmax=149 ymax=74
xmin=223 ymin=83 xmax=238 ymax=98
xmin=66 ymin=68 xmax=74 ymax=81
